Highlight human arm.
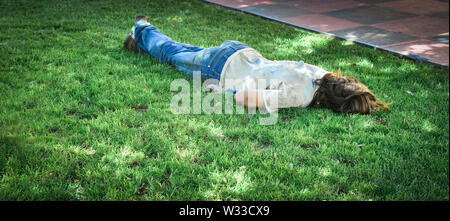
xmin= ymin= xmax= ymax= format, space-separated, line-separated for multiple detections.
xmin=234 ymin=87 xmax=305 ymax=113
xmin=234 ymin=90 xmax=265 ymax=109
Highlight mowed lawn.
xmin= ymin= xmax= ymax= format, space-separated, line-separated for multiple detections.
xmin=0 ymin=0 xmax=448 ymax=201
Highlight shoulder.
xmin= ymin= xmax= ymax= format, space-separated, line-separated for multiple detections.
xmin=304 ymin=63 xmax=328 ymax=79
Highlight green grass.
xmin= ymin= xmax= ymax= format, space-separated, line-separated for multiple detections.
xmin=0 ymin=0 xmax=448 ymax=201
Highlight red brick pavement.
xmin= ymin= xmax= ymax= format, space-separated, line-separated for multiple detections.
xmin=204 ymin=0 xmax=449 ymax=67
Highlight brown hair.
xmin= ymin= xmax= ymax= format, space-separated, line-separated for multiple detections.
xmin=310 ymin=72 xmax=389 ymax=114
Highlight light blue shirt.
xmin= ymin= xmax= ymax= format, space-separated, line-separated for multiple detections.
xmin=215 ymin=48 xmax=328 ymax=113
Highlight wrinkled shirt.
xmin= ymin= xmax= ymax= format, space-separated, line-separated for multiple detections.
xmin=214 ymin=48 xmax=328 ymax=113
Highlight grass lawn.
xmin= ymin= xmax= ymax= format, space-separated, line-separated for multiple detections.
xmin=0 ymin=0 xmax=448 ymax=201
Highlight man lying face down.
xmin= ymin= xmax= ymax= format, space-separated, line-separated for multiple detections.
xmin=124 ymin=15 xmax=389 ymax=114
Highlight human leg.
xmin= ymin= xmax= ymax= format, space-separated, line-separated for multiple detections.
xmin=132 ymin=20 xmax=205 ymax=77
xmin=128 ymin=17 xmax=249 ymax=80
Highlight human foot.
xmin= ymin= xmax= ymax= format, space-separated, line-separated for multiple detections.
xmin=123 ymin=33 xmax=138 ymax=53
xmin=134 ymin=15 xmax=148 ymax=25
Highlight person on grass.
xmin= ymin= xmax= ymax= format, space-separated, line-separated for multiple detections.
xmin=124 ymin=15 xmax=388 ymax=114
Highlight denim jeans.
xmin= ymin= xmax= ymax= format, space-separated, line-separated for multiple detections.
xmin=133 ymin=21 xmax=249 ymax=80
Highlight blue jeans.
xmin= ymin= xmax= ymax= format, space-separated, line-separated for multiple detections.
xmin=133 ymin=21 xmax=249 ymax=80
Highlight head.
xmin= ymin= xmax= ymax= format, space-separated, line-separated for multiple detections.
xmin=310 ymin=72 xmax=389 ymax=114
xmin=123 ymin=33 xmax=138 ymax=53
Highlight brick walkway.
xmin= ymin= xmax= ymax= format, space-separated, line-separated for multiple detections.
xmin=204 ymin=0 xmax=449 ymax=67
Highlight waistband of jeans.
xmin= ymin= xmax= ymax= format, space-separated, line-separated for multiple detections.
xmin=209 ymin=44 xmax=249 ymax=75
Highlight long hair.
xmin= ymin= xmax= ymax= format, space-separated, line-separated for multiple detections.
xmin=310 ymin=72 xmax=389 ymax=114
